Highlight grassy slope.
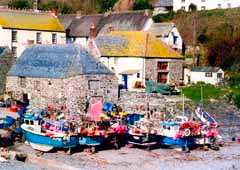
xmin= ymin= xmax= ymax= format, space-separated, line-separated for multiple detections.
xmin=173 ymin=8 xmax=240 ymax=45
xmin=181 ymin=84 xmax=224 ymax=103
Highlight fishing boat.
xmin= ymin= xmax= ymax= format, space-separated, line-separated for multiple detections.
xmin=0 ymin=116 xmax=15 ymax=129
xmin=157 ymin=120 xmax=199 ymax=150
xmin=21 ymin=113 xmax=79 ymax=152
xmin=127 ymin=119 xmax=158 ymax=149
xmin=78 ymin=120 xmax=123 ymax=152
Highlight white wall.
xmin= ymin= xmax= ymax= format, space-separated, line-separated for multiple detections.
xmin=190 ymin=70 xmax=224 ymax=85
xmin=100 ymin=57 xmax=144 ymax=90
xmin=0 ymin=28 xmax=65 ymax=57
xmin=159 ymin=27 xmax=183 ymax=50
xmin=173 ymin=0 xmax=240 ymax=11
xmin=73 ymin=37 xmax=88 ymax=47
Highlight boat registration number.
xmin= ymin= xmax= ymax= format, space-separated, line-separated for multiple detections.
xmin=133 ymin=136 xmax=140 ymax=140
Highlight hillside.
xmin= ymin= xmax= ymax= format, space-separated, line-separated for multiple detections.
xmin=172 ymin=8 xmax=240 ymax=45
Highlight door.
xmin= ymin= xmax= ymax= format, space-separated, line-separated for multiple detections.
xmin=122 ymin=74 xmax=128 ymax=89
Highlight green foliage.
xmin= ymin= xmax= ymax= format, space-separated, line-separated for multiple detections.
xmin=133 ymin=0 xmax=151 ymax=10
xmin=8 ymin=0 xmax=33 ymax=9
xmin=38 ymin=1 xmax=73 ymax=14
xmin=152 ymin=11 xmax=175 ymax=23
xmin=181 ymin=83 xmax=223 ymax=103
xmin=96 ymin=0 xmax=118 ymax=13
xmin=233 ymin=93 xmax=240 ymax=108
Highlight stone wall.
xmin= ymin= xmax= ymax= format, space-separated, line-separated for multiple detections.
xmin=6 ymin=74 xmax=118 ymax=113
xmin=145 ymin=58 xmax=183 ymax=85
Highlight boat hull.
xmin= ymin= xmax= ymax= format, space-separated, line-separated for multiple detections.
xmin=128 ymin=133 xmax=158 ymax=146
xmin=157 ymin=135 xmax=195 ymax=148
xmin=22 ymin=128 xmax=79 ymax=151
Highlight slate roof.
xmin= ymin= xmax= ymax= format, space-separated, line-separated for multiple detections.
xmin=62 ymin=11 xmax=149 ymax=37
xmin=151 ymin=0 xmax=173 ymax=7
xmin=149 ymin=22 xmax=175 ymax=37
xmin=95 ymin=31 xmax=181 ymax=58
xmin=67 ymin=14 xmax=103 ymax=37
xmin=58 ymin=14 xmax=76 ymax=29
xmin=191 ymin=67 xmax=222 ymax=72
xmin=0 ymin=10 xmax=64 ymax=32
xmin=97 ymin=11 xmax=149 ymax=34
xmin=8 ymin=45 xmax=113 ymax=79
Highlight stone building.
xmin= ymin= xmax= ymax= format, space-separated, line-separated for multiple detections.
xmin=6 ymin=44 xmax=118 ymax=113
xmin=88 ymin=31 xmax=183 ymax=90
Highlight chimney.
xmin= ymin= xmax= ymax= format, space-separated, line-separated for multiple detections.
xmin=89 ymin=23 xmax=97 ymax=38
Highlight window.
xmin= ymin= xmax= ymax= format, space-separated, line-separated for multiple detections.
xmin=157 ymin=62 xmax=168 ymax=70
xmin=52 ymin=33 xmax=57 ymax=44
xmin=34 ymin=80 xmax=40 ymax=91
xmin=19 ymin=76 xmax=26 ymax=88
xmin=36 ymin=32 xmax=42 ymax=44
xmin=12 ymin=30 xmax=17 ymax=42
xmin=181 ymin=0 xmax=185 ymax=3
xmin=205 ymin=72 xmax=212 ymax=77
xmin=181 ymin=6 xmax=185 ymax=10
xmin=157 ymin=72 xmax=168 ymax=83
xmin=88 ymin=80 xmax=100 ymax=90
xmin=12 ymin=46 xmax=17 ymax=57
xmin=227 ymin=3 xmax=231 ymax=8
xmin=30 ymin=120 xmax=34 ymax=125
xmin=201 ymin=6 xmax=206 ymax=10
xmin=114 ymin=57 xmax=118 ymax=64
xmin=25 ymin=120 xmax=29 ymax=125
xmin=173 ymin=36 xmax=178 ymax=45
xmin=217 ymin=73 xmax=222 ymax=78
xmin=217 ymin=4 xmax=221 ymax=8
xmin=201 ymin=0 xmax=205 ymax=2
xmin=137 ymin=73 xmax=140 ymax=78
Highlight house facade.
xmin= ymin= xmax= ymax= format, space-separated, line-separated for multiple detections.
xmin=88 ymin=31 xmax=183 ymax=90
xmin=6 ymin=45 xmax=118 ymax=113
xmin=0 ymin=10 xmax=65 ymax=58
xmin=173 ymin=0 xmax=240 ymax=11
xmin=186 ymin=67 xmax=224 ymax=85
xmin=60 ymin=11 xmax=153 ymax=47
xmin=149 ymin=22 xmax=183 ymax=50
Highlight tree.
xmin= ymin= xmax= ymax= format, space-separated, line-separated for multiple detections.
xmin=133 ymin=0 xmax=151 ymax=10
xmin=96 ymin=0 xmax=118 ymax=13
xmin=8 ymin=0 xmax=33 ymax=9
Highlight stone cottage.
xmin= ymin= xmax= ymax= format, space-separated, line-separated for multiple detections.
xmin=88 ymin=31 xmax=183 ymax=90
xmin=6 ymin=44 xmax=118 ymax=113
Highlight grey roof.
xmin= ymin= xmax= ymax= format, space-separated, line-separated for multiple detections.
xmin=149 ymin=22 xmax=175 ymax=37
xmin=64 ymin=11 xmax=150 ymax=37
xmin=191 ymin=67 xmax=222 ymax=72
xmin=97 ymin=11 xmax=149 ymax=34
xmin=151 ymin=0 xmax=173 ymax=7
xmin=68 ymin=14 xmax=103 ymax=37
xmin=58 ymin=14 xmax=77 ymax=29
xmin=8 ymin=44 xmax=113 ymax=79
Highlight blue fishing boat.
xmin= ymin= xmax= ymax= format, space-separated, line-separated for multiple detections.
xmin=157 ymin=121 xmax=196 ymax=150
xmin=0 ymin=116 xmax=16 ymax=129
xmin=21 ymin=113 xmax=78 ymax=152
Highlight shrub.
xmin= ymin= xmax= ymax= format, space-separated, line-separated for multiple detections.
xmin=233 ymin=93 xmax=240 ymax=109
xmin=8 ymin=0 xmax=33 ymax=9
xmin=152 ymin=11 xmax=175 ymax=23
xmin=133 ymin=0 xmax=152 ymax=10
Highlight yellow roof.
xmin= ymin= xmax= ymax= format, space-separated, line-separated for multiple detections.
xmin=0 ymin=10 xmax=64 ymax=32
xmin=95 ymin=31 xmax=181 ymax=58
